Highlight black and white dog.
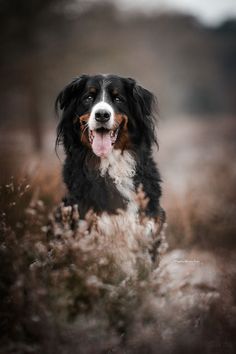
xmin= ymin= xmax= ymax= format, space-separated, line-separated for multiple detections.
xmin=56 ymin=74 xmax=165 ymax=224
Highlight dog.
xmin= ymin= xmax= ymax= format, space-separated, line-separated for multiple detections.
xmin=55 ymin=74 xmax=165 ymax=225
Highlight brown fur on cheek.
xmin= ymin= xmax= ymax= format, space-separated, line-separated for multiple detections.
xmin=113 ymin=114 xmax=132 ymax=151
xmin=73 ymin=113 xmax=91 ymax=148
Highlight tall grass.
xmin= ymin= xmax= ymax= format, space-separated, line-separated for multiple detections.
xmin=1 ymin=118 xmax=236 ymax=353
xmin=0 ymin=166 xmax=235 ymax=353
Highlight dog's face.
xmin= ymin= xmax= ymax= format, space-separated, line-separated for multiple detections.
xmin=56 ymin=74 xmax=157 ymax=157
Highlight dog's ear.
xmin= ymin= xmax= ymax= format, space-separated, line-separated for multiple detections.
xmin=133 ymin=83 xmax=156 ymax=117
xmin=55 ymin=74 xmax=88 ymax=112
xmin=55 ymin=75 xmax=88 ymax=154
xmin=125 ymin=78 xmax=158 ymax=146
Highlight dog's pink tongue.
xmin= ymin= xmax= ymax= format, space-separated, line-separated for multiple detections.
xmin=92 ymin=131 xmax=112 ymax=157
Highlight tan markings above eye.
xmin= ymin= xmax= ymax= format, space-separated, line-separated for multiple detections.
xmin=112 ymin=89 xmax=119 ymax=95
xmin=89 ymin=87 xmax=96 ymax=93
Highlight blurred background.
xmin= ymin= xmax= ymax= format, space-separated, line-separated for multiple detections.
xmin=1 ymin=2 xmax=236 ymax=353
xmin=0 ymin=0 xmax=236 ymax=250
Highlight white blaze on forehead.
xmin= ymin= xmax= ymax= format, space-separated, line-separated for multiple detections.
xmin=88 ymin=79 xmax=114 ymax=131
xmin=101 ymin=78 xmax=111 ymax=101
xmin=102 ymin=84 xmax=106 ymax=101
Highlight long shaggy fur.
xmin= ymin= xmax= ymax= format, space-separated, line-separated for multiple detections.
xmin=55 ymin=74 xmax=165 ymax=222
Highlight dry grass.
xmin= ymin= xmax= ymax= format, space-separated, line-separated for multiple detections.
xmin=0 ymin=169 xmax=235 ymax=353
xmin=0 ymin=118 xmax=236 ymax=353
xmin=0 ymin=180 xmax=168 ymax=353
xmin=166 ymin=159 xmax=236 ymax=250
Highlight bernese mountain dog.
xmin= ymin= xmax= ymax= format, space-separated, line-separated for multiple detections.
xmin=55 ymin=74 xmax=165 ymax=225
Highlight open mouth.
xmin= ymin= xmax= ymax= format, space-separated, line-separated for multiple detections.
xmin=89 ymin=127 xmax=120 ymax=157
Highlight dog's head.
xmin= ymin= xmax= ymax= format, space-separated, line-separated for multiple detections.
xmin=56 ymin=74 xmax=157 ymax=156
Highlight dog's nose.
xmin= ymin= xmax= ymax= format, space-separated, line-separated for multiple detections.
xmin=95 ymin=109 xmax=111 ymax=122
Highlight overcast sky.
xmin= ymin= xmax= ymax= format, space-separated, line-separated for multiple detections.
xmin=105 ymin=0 xmax=236 ymax=25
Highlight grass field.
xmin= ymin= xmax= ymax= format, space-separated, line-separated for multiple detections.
xmin=0 ymin=116 xmax=236 ymax=353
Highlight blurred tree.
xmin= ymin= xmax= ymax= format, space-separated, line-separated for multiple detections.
xmin=0 ymin=0 xmax=79 ymax=151
xmin=0 ymin=0 xmax=235 ymax=148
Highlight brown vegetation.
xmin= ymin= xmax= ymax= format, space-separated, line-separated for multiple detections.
xmin=0 ymin=117 xmax=236 ymax=353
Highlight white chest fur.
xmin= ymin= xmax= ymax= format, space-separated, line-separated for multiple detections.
xmin=99 ymin=150 xmax=138 ymax=213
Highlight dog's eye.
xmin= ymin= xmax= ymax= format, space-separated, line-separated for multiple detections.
xmin=86 ymin=95 xmax=94 ymax=101
xmin=114 ymin=96 xmax=121 ymax=102
xmin=84 ymin=95 xmax=95 ymax=104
